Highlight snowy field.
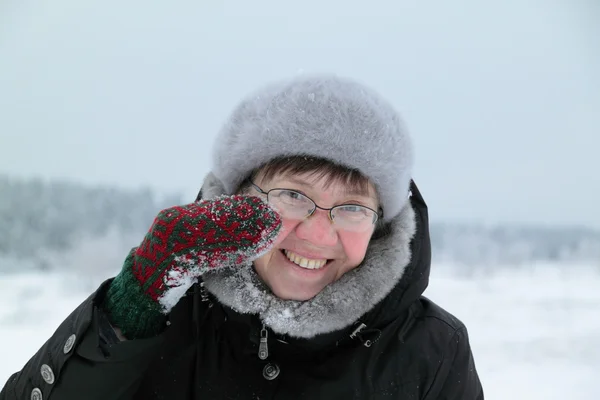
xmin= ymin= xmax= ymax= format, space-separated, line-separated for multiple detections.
xmin=1 ymin=263 xmax=599 ymax=399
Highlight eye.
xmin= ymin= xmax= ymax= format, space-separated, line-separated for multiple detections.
xmin=283 ymin=191 xmax=303 ymax=200
xmin=335 ymin=205 xmax=371 ymax=220
xmin=274 ymin=190 xmax=311 ymax=205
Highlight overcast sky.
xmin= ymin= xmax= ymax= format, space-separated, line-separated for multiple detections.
xmin=1 ymin=0 xmax=599 ymax=228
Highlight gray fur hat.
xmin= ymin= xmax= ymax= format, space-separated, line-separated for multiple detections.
xmin=210 ymin=74 xmax=414 ymax=221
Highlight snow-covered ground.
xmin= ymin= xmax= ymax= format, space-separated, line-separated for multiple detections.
xmin=1 ymin=263 xmax=599 ymax=399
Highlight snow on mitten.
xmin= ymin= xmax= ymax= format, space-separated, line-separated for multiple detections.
xmin=103 ymin=195 xmax=282 ymax=339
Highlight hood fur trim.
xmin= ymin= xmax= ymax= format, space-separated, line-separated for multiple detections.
xmin=201 ymin=174 xmax=417 ymax=338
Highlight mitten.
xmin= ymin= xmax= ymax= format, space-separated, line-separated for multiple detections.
xmin=103 ymin=195 xmax=282 ymax=339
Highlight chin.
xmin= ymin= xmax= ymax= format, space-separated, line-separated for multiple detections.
xmin=270 ymin=283 xmax=324 ymax=301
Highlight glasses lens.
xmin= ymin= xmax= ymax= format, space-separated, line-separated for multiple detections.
xmin=331 ymin=205 xmax=377 ymax=232
xmin=268 ymin=189 xmax=314 ymax=219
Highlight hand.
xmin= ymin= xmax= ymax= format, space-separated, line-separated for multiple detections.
xmin=104 ymin=195 xmax=282 ymax=339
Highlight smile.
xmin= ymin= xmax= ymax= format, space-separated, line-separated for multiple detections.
xmin=283 ymin=250 xmax=328 ymax=270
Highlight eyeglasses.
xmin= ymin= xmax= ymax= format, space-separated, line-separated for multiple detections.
xmin=249 ymin=181 xmax=380 ymax=232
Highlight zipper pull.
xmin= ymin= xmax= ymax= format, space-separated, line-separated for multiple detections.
xmin=258 ymin=325 xmax=269 ymax=360
xmin=350 ymin=323 xmax=367 ymax=339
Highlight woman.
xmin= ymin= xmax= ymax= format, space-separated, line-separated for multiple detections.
xmin=1 ymin=75 xmax=483 ymax=399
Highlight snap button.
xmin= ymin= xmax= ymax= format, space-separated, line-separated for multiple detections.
xmin=40 ymin=364 xmax=55 ymax=384
xmin=63 ymin=334 xmax=76 ymax=354
xmin=31 ymin=388 xmax=43 ymax=400
xmin=262 ymin=363 xmax=280 ymax=380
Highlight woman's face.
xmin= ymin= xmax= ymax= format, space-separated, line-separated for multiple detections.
xmin=251 ymin=171 xmax=379 ymax=301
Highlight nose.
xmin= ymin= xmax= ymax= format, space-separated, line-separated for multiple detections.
xmin=294 ymin=208 xmax=338 ymax=247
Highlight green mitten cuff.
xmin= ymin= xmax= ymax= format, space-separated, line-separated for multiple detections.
xmin=103 ymin=250 xmax=168 ymax=339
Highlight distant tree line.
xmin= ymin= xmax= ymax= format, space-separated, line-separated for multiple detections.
xmin=0 ymin=174 xmax=180 ymax=259
xmin=1 ymin=174 xmax=599 ymax=270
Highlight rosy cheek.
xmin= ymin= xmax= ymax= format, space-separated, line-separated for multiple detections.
xmin=272 ymin=218 xmax=300 ymax=247
xmin=340 ymin=231 xmax=372 ymax=261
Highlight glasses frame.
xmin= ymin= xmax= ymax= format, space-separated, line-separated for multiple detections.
xmin=249 ymin=181 xmax=381 ymax=226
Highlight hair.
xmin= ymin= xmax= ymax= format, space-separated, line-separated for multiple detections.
xmin=237 ymin=155 xmax=390 ymax=236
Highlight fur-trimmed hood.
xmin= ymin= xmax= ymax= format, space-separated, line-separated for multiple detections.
xmin=199 ymin=174 xmax=432 ymax=339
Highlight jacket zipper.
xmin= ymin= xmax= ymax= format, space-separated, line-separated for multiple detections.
xmin=258 ymin=324 xmax=269 ymax=360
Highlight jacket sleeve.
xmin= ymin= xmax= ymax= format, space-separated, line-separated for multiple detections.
xmin=0 ymin=279 xmax=166 ymax=400
xmin=424 ymin=326 xmax=484 ymax=400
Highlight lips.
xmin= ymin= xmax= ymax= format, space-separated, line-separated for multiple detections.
xmin=283 ymin=250 xmax=328 ymax=270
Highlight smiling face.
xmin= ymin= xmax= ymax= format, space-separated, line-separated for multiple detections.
xmin=246 ymin=166 xmax=380 ymax=301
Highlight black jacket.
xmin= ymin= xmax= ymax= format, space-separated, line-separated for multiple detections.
xmin=1 ymin=183 xmax=483 ymax=399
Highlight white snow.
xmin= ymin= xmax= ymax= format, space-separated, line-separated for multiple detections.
xmin=158 ymin=266 xmax=201 ymax=313
xmin=1 ymin=262 xmax=599 ymax=399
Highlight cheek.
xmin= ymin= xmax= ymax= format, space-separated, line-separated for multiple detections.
xmin=272 ymin=217 xmax=299 ymax=247
xmin=340 ymin=231 xmax=372 ymax=263
xmin=254 ymin=218 xmax=299 ymax=278
xmin=255 ymin=217 xmax=299 ymax=266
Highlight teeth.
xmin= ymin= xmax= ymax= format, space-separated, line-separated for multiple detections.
xmin=284 ymin=250 xmax=327 ymax=270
